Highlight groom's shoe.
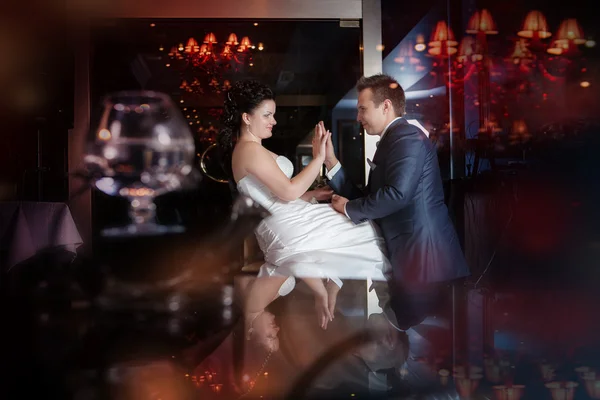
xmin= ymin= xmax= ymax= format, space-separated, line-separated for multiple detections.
xmin=383 ymin=304 xmax=404 ymax=332
xmin=367 ymin=158 xmax=377 ymax=171
xmin=369 ymin=280 xmax=391 ymax=310
xmin=369 ymin=280 xmax=406 ymax=331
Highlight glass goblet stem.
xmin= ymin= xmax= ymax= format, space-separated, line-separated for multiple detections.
xmin=128 ymin=196 xmax=157 ymax=224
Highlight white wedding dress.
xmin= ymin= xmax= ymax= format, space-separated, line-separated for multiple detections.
xmin=237 ymin=155 xmax=391 ymax=296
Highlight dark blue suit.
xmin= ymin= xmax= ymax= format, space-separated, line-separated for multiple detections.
xmin=328 ymin=118 xmax=469 ymax=328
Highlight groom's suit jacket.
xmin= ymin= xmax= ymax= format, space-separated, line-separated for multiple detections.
xmin=328 ymin=118 xmax=469 ymax=285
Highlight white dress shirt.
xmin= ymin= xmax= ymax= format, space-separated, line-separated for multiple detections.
xmin=326 ymin=117 xmax=403 ymax=218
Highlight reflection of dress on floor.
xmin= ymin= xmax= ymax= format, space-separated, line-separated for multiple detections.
xmin=237 ymin=155 xmax=391 ymax=295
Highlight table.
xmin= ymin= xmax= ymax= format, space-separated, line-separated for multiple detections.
xmin=0 ymin=201 xmax=83 ymax=270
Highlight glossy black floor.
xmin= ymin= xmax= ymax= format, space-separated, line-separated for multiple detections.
xmin=3 ymin=248 xmax=600 ymax=399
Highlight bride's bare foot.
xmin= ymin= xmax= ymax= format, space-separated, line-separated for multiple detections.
xmin=326 ymin=279 xmax=341 ymax=319
xmin=315 ymin=293 xmax=332 ymax=330
xmin=300 ymin=277 xmax=333 ymax=329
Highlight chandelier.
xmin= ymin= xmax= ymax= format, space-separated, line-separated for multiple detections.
xmin=169 ymin=32 xmax=254 ymax=70
xmin=416 ymin=9 xmax=592 ymax=83
xmin=179 ymin=76 xmax=232 ymax=96
xmin=168 ymin=32 xmax=259 ymax=96
xmin=403 ymin=8 xmax=594 ymax=152
xmin=410 ymin=9 xmax=593 ymax=107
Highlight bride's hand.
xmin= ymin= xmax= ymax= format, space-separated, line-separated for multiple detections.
xmin=312 ymin=122 xmax=331 ymax=162
xmin=326 ymin=279 xmax=341 ymax=318
xmin=315 ymin=293 xmax=333 ymax=330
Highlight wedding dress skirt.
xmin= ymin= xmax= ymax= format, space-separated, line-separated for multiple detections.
xmin=237 ymin=156 xmax=391 ymax=296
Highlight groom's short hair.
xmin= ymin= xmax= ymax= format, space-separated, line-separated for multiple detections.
xmin=356 ymin=74 xmax=406 ymax=117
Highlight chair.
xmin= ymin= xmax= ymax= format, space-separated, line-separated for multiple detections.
xmin=240 ymin=235 xmax=263 ymax=274
xmin=227 ymin=180 xmax=265 ymax=275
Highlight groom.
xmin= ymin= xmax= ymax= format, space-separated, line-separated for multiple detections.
xmin=324 ymin=74 xmax=470 ymax=330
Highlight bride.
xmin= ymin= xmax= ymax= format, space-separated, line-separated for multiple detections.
xmin=218 ymin=80 xmax=391 ymax=329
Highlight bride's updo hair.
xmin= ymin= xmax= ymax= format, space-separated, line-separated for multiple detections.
xmin=218 ymin=80 xmax=274 ymax=178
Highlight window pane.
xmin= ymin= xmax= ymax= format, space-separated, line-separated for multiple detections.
xmin=90 ymin=19 xmax=362 ymax=230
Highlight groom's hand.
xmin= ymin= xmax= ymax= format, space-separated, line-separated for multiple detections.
xmin=312 ymin=186 xmax=334 ymax=201
xmin=331 ymin=194 xmax=349 ymax=216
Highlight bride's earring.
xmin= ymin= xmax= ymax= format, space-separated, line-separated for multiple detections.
xmin=246 ymin=123 xmax=254 ymax=136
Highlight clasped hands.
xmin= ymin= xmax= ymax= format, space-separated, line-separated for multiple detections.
xmin=310 ymin=121 xmax=349 ymax=215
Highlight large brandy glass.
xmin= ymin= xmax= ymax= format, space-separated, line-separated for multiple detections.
xmin=84 ymin=91 xmax=196 ymax=236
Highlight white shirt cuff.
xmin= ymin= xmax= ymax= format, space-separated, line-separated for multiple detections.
xmin=343 ymin=203 xmax=350 ymax=219
xmin=325 ymin=162 xmax=341 ymax=180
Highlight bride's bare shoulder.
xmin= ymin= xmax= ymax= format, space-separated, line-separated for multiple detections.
xmin=233 ymin=141 xmax=266 ymax=161
xmin=232 ymin=142 xmax=272 ymax=180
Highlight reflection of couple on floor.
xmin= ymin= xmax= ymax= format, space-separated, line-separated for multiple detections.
xmin=219 ymin=73 xmax=469 ymax=336
xmin=241 ymin=276 xmax=410 ymax=399
xmin=181 ymin=274 xmax=408 ymax=398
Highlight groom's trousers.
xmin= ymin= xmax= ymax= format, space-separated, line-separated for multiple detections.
xmin=372 ymin=280 xmax=444 ymax=331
